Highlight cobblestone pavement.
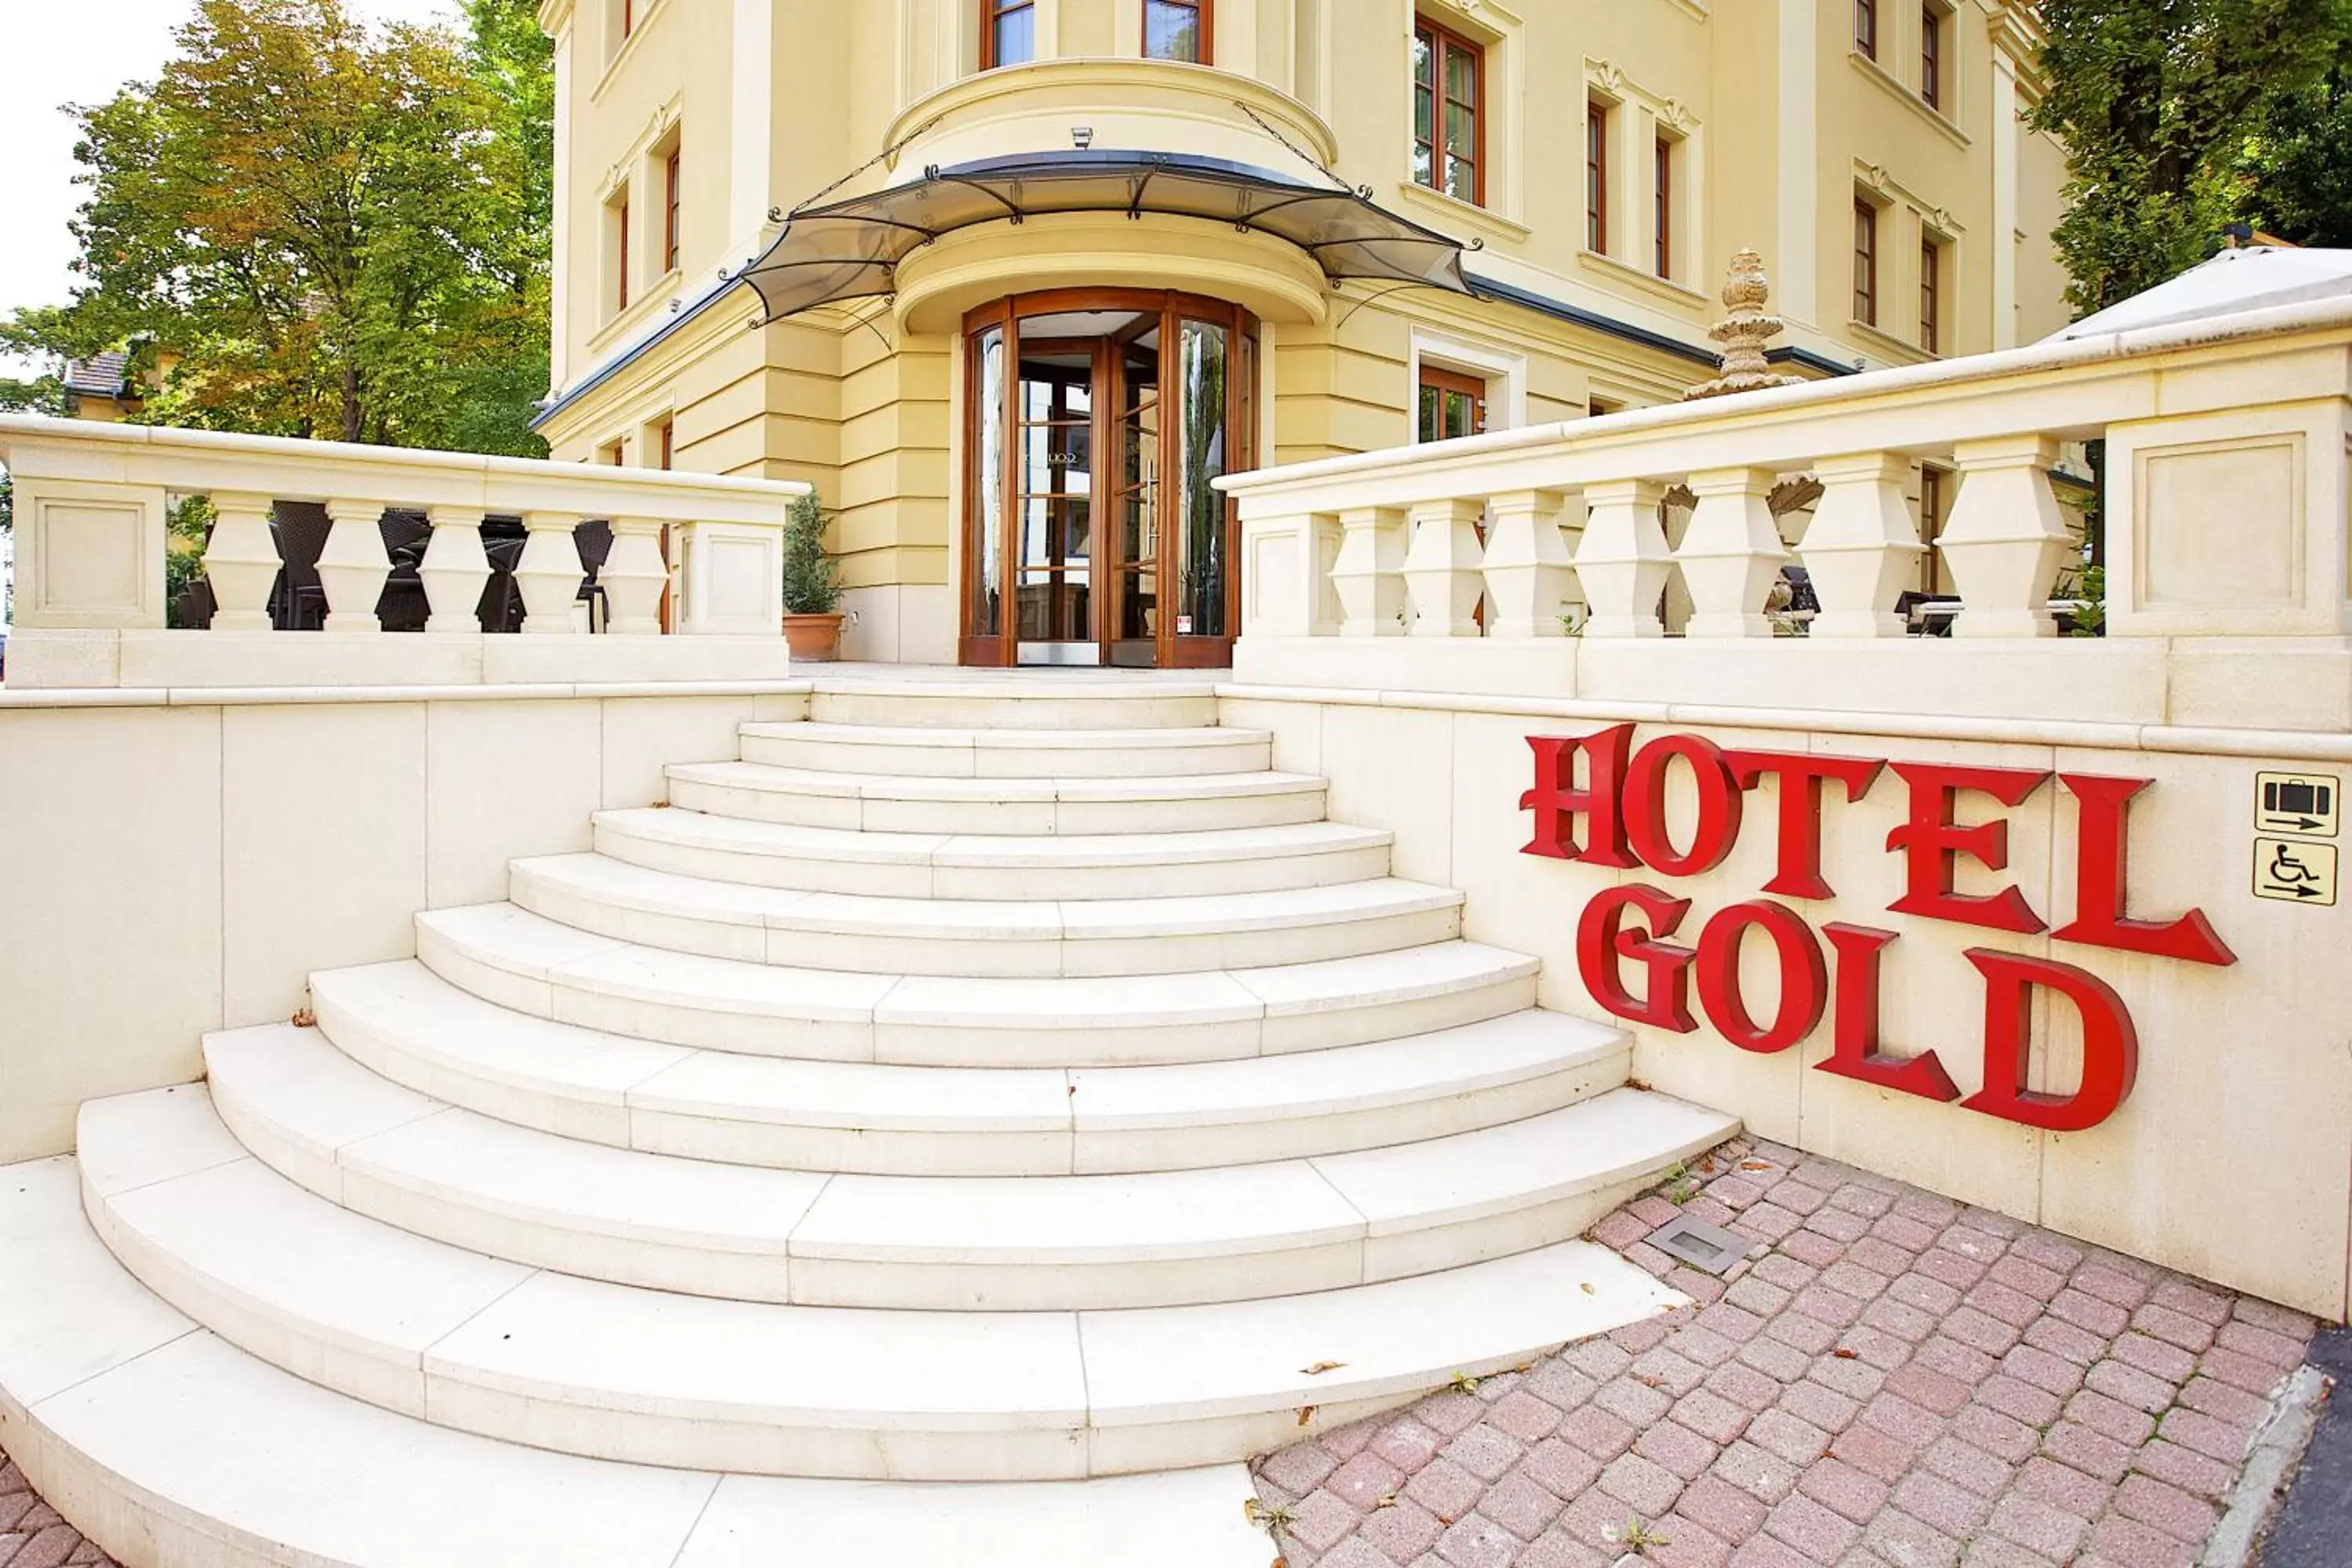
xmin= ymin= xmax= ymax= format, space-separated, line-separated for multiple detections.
xmin=1253 ymin=1137 xmax=2321 ymax=1568
xmin=0 ymin=1459 xmax=116 ymax=1568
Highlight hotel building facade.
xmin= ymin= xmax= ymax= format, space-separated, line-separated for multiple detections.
xmin=531 ymin=0 xmax=2071 ymax=666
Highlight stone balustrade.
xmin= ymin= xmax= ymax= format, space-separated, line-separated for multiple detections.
xmin=0 ymin=416 xmax=808 ymax=689
xmin=1224 ymin=296 xmax=2352 ymax=731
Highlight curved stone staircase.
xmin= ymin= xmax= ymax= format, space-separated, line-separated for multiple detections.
xmin=0 ymin=676 xmax=1739 ymax=1567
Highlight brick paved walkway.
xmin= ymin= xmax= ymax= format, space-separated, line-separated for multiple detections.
xmin=1252 ymin=1137 xmax=2321 ymax=1568
xmin=0 ymin=1459 xmax=114 ymax=1568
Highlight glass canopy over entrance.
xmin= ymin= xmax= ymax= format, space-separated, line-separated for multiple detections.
xmin=963 ymin=290 xmax=1256 ymax=669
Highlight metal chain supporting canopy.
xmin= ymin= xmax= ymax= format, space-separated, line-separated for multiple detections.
xmin=738 ymin=151 xmax=1475 ymax=321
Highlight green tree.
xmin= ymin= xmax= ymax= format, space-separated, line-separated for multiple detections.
xmin=9 ymin=0 xmax=550 ymax=454
xmin=2031 ymin=0 xmax=2350 ymax=314
xmin=2234 ymin=46 xmax=2352 ymax=248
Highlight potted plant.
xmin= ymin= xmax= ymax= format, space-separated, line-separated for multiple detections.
xmin=779 ymin=490 xmax=848 ymax=660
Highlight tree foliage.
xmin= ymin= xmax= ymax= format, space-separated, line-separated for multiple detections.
xmin=2232 ymin=45 xmax=2352 ymax=249
xmin=2030 ymin=0 xmax=2350 ymax=314
xmin=3 ymin=0 xmax=551 ymax=454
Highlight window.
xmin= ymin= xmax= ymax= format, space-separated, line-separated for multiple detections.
xmin=1417 ymin=366 xmax=1487 ymax=443
xmin=1855 ymin=0 xmax=1876 ymax=58
xmin=1144 ymin=0 xmax=1208 ymax=63
xmin=658 ymin=419 xmax=674 ymax=470
xmin=606 ymin=188 xmax=632 ymax=316
xmin=1920 ymin=234 xmax=1944 ymax=353
xmin=663 ymin=146 xmax=681 ymax=274
xmin=622 ymin=0 xmax=634 ymax=40
xmin=602 ymin=441 xmax=626 ymax=466
xmin=1653 ymin=135 xmax=1674 ymax=278
xmin=1585 ymin=100 xmax=1609 ymax=252
xmin=1921 ymin=5 xmax=1944 ymax=111
xmin=1413 ymin=19 xmax=1483 ymax=206
xmin=1853 ymin=198 xmax=1878 ymax=326
xmin=982 ymin=0 xmax=1035 ymax=68
xmin=1920 ymin=465 xmax=1948 ymax=595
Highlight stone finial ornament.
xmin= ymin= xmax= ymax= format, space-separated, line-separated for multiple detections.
xmin=1686 ymin=249 xmax=1806 ymax=401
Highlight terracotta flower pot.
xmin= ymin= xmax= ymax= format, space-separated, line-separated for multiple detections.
xmin=782 ymin=612 xmax=847 ymax=662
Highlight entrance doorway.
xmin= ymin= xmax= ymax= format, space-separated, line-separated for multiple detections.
xmin=960 ymin=290 xmax=1258 ymax=669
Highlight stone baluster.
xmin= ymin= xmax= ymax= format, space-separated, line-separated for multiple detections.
xmin=1481 ymin=488 xmax=1575 ymax=638
xmin=1801 ymin=453 xmax=1924 ymax=638
xmin=1677 ymin=467 xmax=1788 ymax=637
xmin=201 ymin=492 xmax=283 ymax=632
xmin=1939 ymin=436 xmax=2073 ymax=637
xmin=514 ymin=510 xmax=586 ymax=633
xmin=1403 ymin=497 xmax=1486 ymax=637
xmin=1573 ymin=479 xmax=1671 ymax=638
xmin=1331 ymin=506 xmax=1407 ymax=637
xmin=604 ymin=517 xmax=670 ymax=635
xmin=418 ymin=506 xmax=492 ymax=633
xmin=317 ymin=496 xmax=390 ymax=632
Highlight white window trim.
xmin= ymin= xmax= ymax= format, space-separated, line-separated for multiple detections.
xmin=1409 ymin=328 xmax=1528 ymax=437
xmin=1585 ymin=60 xmax=1705 ymax=293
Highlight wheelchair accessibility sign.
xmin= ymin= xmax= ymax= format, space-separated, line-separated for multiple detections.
xmin=2254 ymin=837 xmax=2337 ymax=906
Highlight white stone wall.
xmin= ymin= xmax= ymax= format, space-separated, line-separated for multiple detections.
xmin=1221 ymin=688 xmax=2352 ymax=1319
xmin=0 ymin=684 xmax=805 ymax=1164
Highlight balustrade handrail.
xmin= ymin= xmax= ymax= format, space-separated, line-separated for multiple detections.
xmin=0 ymin=415 xmax=808 ymax=526
xmin=0 ymin=414 xmax=811 ymax=688
xmin=1218 ymin=290 xmax=2352 ymax=708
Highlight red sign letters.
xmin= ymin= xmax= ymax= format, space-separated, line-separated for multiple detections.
xmin=1525 ymin=726 xmax=2234 ymax=1132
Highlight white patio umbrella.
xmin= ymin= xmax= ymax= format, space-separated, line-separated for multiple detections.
xmin=2045 ymin=245 xmax=2352 ymax=341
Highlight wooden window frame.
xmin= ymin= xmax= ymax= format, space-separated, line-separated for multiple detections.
xmin=958 ymin=288 xmax=1258 ymax=670
xmin=1418 ymin=365 xmax=1489 ymax=444
xmin=1585 ymin=100 xmax=1609 ymax=253
xmin=1855 ymin=0 xmax=1877 ymax=59
xmin=615 ymin=194 xmax=631 ymax=314
xmin=1921 ymin=465 xmax=1948 ymax=596
xmin=981 ymin=0 xmax=1036 ymax=69
xmin=1413 ymin=17 xmax=1486 ymax=209
xmin=1653 ymin=133 xmax=1674 ymax=278
xmin=1920 ymin=234 xmax=1944 ymax=354
xmin=1142 ymin=0 xmax=1211 ymax=64
xmin=657 ymin=419 xmax=674 ymax=471
xmin=1853 ymin=198 xmax=1878 ymax=327
xmin=622 ymin=0 xmax=634 ymax=41
xmin=663 ymin=146 xmax=681 ymax=274
xmin=1921 ymin=4 xmax=1944 ymax=111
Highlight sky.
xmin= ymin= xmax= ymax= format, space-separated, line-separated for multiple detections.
xmin=0 ymin=0 xmax=463 ymax=380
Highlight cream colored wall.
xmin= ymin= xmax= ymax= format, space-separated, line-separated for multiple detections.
xmin=1806 ymin=1 xmax=1996 ymax=365
xmin=543 ymin=0 xmax=2071 ymax=607
xmin=1222 ymin=689 xmax=2352 ymax=1319
xmin=2016 ymin=122 xmax=2074 ymax=346
xmin=0 ymin=688 xmax=805 ymax=1164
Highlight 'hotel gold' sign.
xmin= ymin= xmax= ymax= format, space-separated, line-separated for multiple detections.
xmin=1523 ymin=728 xmax=2236 ymax=1134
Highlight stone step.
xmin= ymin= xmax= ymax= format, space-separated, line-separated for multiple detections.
xmin=304 ymin=961 xmax=1631 ymax=1175
xmin=738 ymin=720 xmax=1273 ymax=779
xmin=592 ymin=809 xmax=1396 ymax=898
xmin=72 ymin=1092 xmax=1689 ymax=1480
xmin=412 ymin=904 xmax=1541 ymax=1067
xmin=506 ymin=852 xmax=1464 ymax=977
xmin=663 ymin=761 xmax=1329 ymax=836
xmin=205 ymin=1025 xmax=1726 ymax=1309
xmin=0 ymin=1156 xmax=1271 ymax=1568
xmin=803 ymin=679 xmax=1221 ymax=731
